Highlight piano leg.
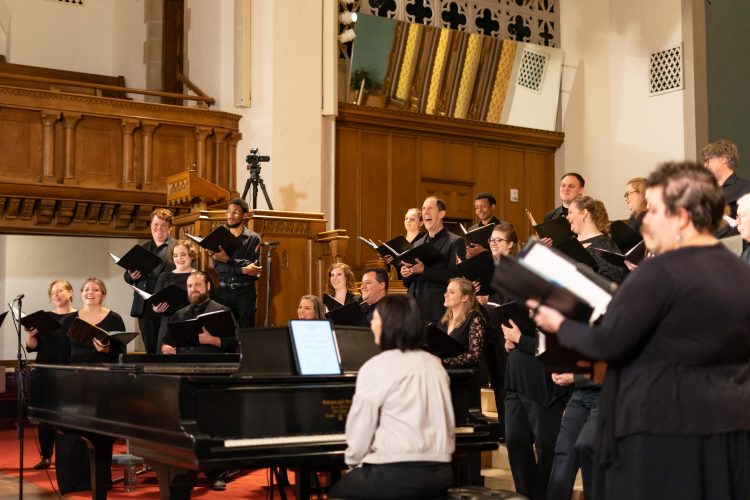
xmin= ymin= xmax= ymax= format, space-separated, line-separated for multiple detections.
xmin=452 ymin=450 xmax=483 ymax=487
xmin=151 ymin=462 xmax=197 ymax=500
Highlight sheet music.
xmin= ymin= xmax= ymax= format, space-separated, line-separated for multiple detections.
xmin=289 ymin=320 xmax=342 ymax=375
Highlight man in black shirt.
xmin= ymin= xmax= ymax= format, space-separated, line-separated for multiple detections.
xmin=159 ymin=271 xmax=238 ymax=354
xmin=401 ymin=197 xmax=466 ymax=323
xmin=543 ymin=173 xmax=585 ymax=223
xmin=123 ymin=208 xmax=176 ymax=353
xmin=466 ymin=192 xmax=510 ymax=257
xmin=702 ymin=140 xmax=750 ymax=244
xmin=211 ymin=198 xmax=262 ymax=328
xmin=359 ymin=267 xmax=389 ymax=323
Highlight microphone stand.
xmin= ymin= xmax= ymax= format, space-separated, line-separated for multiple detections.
xmin=13 ymin=296 xmax=25 ymax=500
xmin=263 ymin=242 xmax=279 ymax=326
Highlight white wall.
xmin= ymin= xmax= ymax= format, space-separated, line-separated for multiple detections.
xmin=557 ymin=0 xmax=687 ymax=220
xmin=113 ymin=0 xmax=148 ymax=92
xmin=0 ymin=236 xmax=141 ymax=360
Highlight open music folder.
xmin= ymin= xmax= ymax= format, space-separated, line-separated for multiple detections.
xmin=458 ymin=222 xmax=495 ymax=250
xmin=131 ymin=283 xmax=189 ymax=314
xmin=423 ymin=323 xmax=467 ymax=358
xmin=491 ymin=240 xmax=616 ymax=323
xmin=185 ymin=226 xmax=242 ymax=254
xmin=457 ymin=250 xmax=495 ymax=296
xmin=110 ymin=245 xmax=163 ymax=275
xmin=358 ymin=235 xmax=412 ymax=265
xmin=67 ymin=318 xmax=139 ymax=350
xmin=167 ymin=309 xmax=237 ymax=348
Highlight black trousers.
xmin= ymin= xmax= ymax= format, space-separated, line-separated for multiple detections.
xmin=505 ymin=391 xmax=563 ymax=500
xmin=38 ymin=423 xmax=56 ymax=459
xmin=479 ymin=334 xmax=506 ymax=438
xmin=138 ymin=307 xmax=162 ymax=354
xmin=214 ymin=284 xmax=257 ymax=328
xmin=545 ymin=388 xmax=599 ymax=500
xmin=329 ymin=462 xmax=452 ymax=499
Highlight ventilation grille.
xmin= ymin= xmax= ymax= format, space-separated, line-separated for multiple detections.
xmin=650 ymin=45 xmax=683 ymax=96
xmin=52 ymin=0 xmax=84 ymax=5
xmin=517 ymin=48 xmax=548 ymax=93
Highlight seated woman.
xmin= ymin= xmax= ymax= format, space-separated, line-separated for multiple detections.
xmin=441 ymin=277 xmax=485 ymax=369
xmin=325 ymin=263 xmax=361 ymax=308
xmin=297 ymin=294 xmax=325 ymax=319
xmin=25 ymin=279 xmax=77 ymax=470
xmin=57 ymin=278 xmax=126 ymax=498
xmin=329 ymin=295 xmax=455 ymax=499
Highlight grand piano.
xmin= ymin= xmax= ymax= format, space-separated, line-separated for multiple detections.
xmin=27 ymin=327 xmax=501 ymax=499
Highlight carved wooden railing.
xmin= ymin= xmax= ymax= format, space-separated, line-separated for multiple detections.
xmin=0 ymin=83 xmax=241 ymax=237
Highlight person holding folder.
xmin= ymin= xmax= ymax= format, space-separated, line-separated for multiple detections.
xmin=325 ymin=262 xmax=361 ymax=308
xmin=25 ymin=279 xmax=76 ymax=470
xmin=440 ymin=278 xmax=485 ymax=369
xmin=329 ymin=295 xmax=455 ymax=499
xmin=210 ymin=198 xmax=262 ymax=328
xmin=543 ymin=173 xmax=585 ymax=223
xmin=359 ymin=267 xmax=389 ymax=323
xmin=466 ymin=192 xmax=507 ymax=257
xmin=401 ymin=197 xmax=466 ymax=323
xmin=159 ymin=271 xmax=238 ymax=354
xmin=123 ymin=208 xmax=176 ymax=353
xmin=529 ymin=162 xmax=750 ymax=500
xmin=738 ymin=193 xmax=750 ymax=264
xmin=57 ymin=278 xmax=125 ymax=497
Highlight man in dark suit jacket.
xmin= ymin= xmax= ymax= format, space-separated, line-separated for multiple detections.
xmin=158 ymin=271 xmax=238 ymax=354
xmin=123 ymin=208 xmax=176 ymax=354
xmin=401 ymin=197 xmax=466 ymax=323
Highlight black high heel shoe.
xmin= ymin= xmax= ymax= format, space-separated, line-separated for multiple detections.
xmin=33 ymin=457 xmax=51 ymax=470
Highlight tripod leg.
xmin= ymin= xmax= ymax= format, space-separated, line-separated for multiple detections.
xmin=241 ymin=177 xmax=253 ymax=201
xmin=258 ymin=179 xmax=274 ymax=210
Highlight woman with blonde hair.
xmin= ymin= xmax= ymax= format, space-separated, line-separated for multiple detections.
xmin=624 ymin=177 xmax=647 ymax=234
xmin=326 ymin=262 xmax=361 ymax=307
xmin=440 ymin=277 xmax=485 ymax=368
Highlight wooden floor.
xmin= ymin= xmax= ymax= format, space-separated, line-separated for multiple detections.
xmin=0 ymin=472 xmax=59 ymax=499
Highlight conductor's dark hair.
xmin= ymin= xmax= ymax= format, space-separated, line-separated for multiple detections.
xmin=228 ymin=198 xmax=250 ymax=214
xmin=561 ymin=172 xmax=586 ymax=187
xmin=475 ymin=192 xmax=497 ymax=206
xmin=646 ymin=161 xmax=725 ymax=232
xmin=376 ymin=295 xmax=424 ymax=352
xmin=362 ymin=267 xmax=389 ymax=291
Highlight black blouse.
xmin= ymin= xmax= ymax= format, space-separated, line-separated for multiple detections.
xmin=580 ymin=234 xmax=628 ymax=284
xmin=62 ymin=311 xmax=126 ymax=364
xmin=26 ymin=311 xmax=74 ymax=364
xmin=443 ymin=310 xmax=485 ymax=369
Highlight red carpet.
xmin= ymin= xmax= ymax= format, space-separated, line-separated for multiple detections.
xmin=0 ymin=425 xmax=310 ymax=498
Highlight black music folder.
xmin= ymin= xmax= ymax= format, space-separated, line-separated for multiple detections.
xmin=167 ymin=309 xmax=237 ymax=348
xmin=591 ymin=239 xmax=646 ymax=267
xmin=325 ymin=300 xmax=368 ymax=327
xmin=555 ymin=238 xmax=598 ymax=269
xmin=490 ymin=301 xmax=537 ymax=333
xmin=457 ymin=251 xmax=495 ymax=296
xmin=323 ymin=293 xmax=343 ymax=311
xmin=609 ymin=220 xmax=643 ymax=253
xmin=131 ymin=284 xmax=189 ymax=314
xmin=536 ymin=332 xmax=593 ymax=373
xmin=423 ymin=323 xmax=467 ymax=358
xmin=236 ymin=327 xmax=295 ymax=376
xmin=534 ymin=217 xmax=575 ymax=243
xmin=67 ymin=318 xmax=139 ymax=350
xmin=185 ymin=226 xmax=242 ymax=254
xmin=334 ymin=326 xmax=380 ymax=373
xmin=358 ymin=235 xmax=413 ymax=267
xmin=19 ymin=310 xmax=62 ymax=335
xmin=459 ymin=223 xmax=495 ymax=249
xmin=397 ymin=241 xmax=445 ymax=266
xmin=110 ymin=245 xmax=163 ymax=275
xmin=491 ymin=241 xmax=616 ymax=323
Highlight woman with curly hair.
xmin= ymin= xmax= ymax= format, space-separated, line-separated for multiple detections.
xmin=325 ymin=262 xmax=361 ymax=307
xmin=441 ymin=277 xmax=485 ymax=369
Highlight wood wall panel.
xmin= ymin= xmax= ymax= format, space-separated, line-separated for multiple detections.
xmin=0 ymin=108 xmax=42 ymax=181
xmin=336 ymin=104 xmax=563 ymax=273
xmin=152 ymin=126 xmax=195 ymax=188
xmin=76 ymin=117 xmax=121 ymax=188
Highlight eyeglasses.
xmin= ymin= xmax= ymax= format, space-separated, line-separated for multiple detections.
xmin=623 ymin=190 xmax=639 ymax=200
xmin=488 ymin=237 xmax=509 ymax=244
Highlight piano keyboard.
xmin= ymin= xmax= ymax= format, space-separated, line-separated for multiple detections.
xmin=225 ymin=426 xmax=475 ymax=448
xmin=224 ymin=433 xmax=346 ymax=448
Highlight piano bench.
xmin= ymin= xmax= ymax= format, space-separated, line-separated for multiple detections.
xmin=443 ymin=486 xmax=528 ymax=499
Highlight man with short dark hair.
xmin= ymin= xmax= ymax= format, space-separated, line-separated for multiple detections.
xmin=467 ymin=192 xmax=510 ymax=257
xmin=702 ymin=139 xmax=750 ymax=219
xmin=211 ymin=198 xmax=262 ymax=328
xmin=158 ymin=271 xmax=238 ymax=354
xmin=543 ymin=173 xmax=586 ymax=222
xmin=401 ymin=196 xmax=466 ymax=323
xmin=360 ymin=267 xmax=389 ymax=322
xmin=124 ymin=208 xmax=176 ymax=354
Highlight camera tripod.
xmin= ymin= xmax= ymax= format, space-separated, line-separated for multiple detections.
xmin=241 ymin=166 xmax=274 ymax=210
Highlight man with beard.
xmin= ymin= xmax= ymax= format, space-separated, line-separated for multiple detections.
xmin=123 ymin=208 xmax=177 ymax=353
xmin=359 ymin=267 xmax=389 ymax=323
xmin=400 ymin=197 xmax=466 ymax=323
xmin=211 ymin=198 xmax=262 ymax=327
xmin=158 ymin=271 xmax=238 ymax=354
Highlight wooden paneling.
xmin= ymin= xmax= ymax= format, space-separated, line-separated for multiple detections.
xmin=336 ymin=104 xmax=563 ymax=273
xmin=0 ymin=108 xmax=42 ymax=181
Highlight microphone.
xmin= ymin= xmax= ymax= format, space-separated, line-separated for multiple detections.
xmin=14 ymin=294 xmax=24 ymax=301
xmin=262 ymin=241 xmax=280 ymax=247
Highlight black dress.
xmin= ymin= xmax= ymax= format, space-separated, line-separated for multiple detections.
xmin=442 ymin=310 xmax=485 ymax=369
xmin=558 ymin=245 xmax=750 ymax=500
xmin=26 ymin=310 xmax=74 ymax=460
xmin=152 ymin=271 xmax=190 ymax=348
xmin=56 ymin=310 xmax=126 ymax=498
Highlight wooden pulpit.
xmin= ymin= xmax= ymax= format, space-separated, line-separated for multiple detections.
xmin=166 ymin=170 xmax=230 ymax=211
